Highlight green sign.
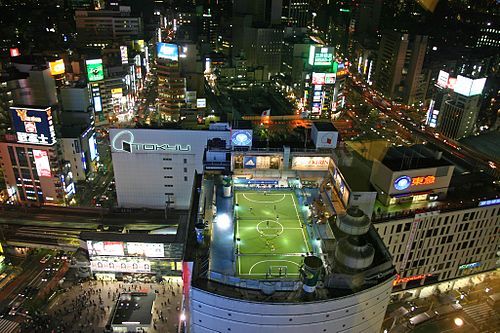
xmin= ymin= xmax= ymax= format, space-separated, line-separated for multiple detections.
xmin=308 ymin=46 xmax=334 ymax=67
xmin=86 ymin=59 xmax=104 ymax=82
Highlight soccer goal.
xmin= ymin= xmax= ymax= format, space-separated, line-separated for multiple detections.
xmin=266 ymin=265 xmax=288 ymax=278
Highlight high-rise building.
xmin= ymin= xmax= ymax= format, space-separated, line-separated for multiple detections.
xmin=282 ymin=0 xmax=310 ymax=27
xmin=75 ymin=6 xmax=143 ymax=44
xmin=0 ymin=106 xmax=75 ymax=206
xmin=156 ymin=43 xmax=186 ymax=122
xmin=374 ymin=31 xmax=427 ymax=105
xmin=427 ymin=71 xmax=486 ymax=139
xmin=437 ymin=92 xmax=481 ymax=140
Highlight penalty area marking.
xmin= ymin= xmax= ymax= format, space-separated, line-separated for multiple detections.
xmin=247 ymin=259 xmax=301 ymax=275
xmin=241 ymin=193 xmax=288 ymax=204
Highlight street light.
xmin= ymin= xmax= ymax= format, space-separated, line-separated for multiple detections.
xmin=454 ymin=317 xmax=464 ymax=327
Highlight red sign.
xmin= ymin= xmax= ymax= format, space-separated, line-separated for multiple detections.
xmin=393 ymin=273 xmax=431 ymax=286
xmin=10 ymin=48 xmax=20 ymax=57
xmin=411 ymin=175 xmax=435 ymax=186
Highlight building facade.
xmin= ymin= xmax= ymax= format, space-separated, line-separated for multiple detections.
xmin=109 ymin=128 xmax=231 ymax=210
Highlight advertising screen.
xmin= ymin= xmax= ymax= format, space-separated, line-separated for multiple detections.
xmin=231 ymin=129 xmax=252 ymax=147
xmin=157 ymin=43 xmax=179 ymax=61
xmin=470 ymin=78 xmax=486 ymax=96
xmin=453 ymin=75 xmax=485 ymax=96
xmin=87 ymin=241 xmax=125 ymax=256
xmin=308 ymin=46 xmax=334 ymax=66
xmin=454 ymin=75 xmax=473 ymax=96
xmin=89 ymin=134 xmax=98 ymax=161
xmin=436 ymin=70 xmax=449 ymax=88
xmin=291 ymin=157 xmax=330 ymax=170
xmin=10 ymin=107 xmax=56 ymax=145
xmin=33 ymin=149 xmax=52 ymax=177
xmin=127 ymin=242 xmax=164 ymax=258
xmin=86 ymin=59 xmax=104 ymax=82
xmin=49 ymin=59 xmax=65 ymax=75
xmin=312 ymin=72 xmax=326 ymax=85
xmin=120 ymin=45 xmax=128 ymax=64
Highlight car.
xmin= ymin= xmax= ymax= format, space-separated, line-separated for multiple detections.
xmin=9 ymin=301 xmax=21 ymax=316
xmin=40 ymin=254 xmax=51 ymax=264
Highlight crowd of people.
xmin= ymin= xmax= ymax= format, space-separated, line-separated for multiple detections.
xmin=32 ymin=278 xmax=185 ymax=333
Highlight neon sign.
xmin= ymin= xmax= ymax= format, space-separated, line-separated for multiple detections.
xmin=393 ymin=274 xmax=431 ymax=286
xmin=111 ymin=130 xmax=191 ymax=153
xmin=394 ymin=175 xmax=436 ymax=190
xmin=458 ymin=262 xmax=481 ymax=270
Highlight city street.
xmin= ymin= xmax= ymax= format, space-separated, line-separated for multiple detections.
xmin=384 ymin=271 xmax=500 ymax=332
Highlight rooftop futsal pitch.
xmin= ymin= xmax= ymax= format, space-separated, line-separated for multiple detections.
xmin=235 ymin=190 xmax=312 ymax=279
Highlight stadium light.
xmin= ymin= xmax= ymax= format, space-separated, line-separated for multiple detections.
xmin=216 ymin=214 xmax=231 ymax=230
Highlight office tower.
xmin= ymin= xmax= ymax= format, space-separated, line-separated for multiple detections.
xmin=74 ymin=6 xmax=143 ymax=44
xmin=374 ymin=31 xmax=427 ymax=105
xmin=437 ymin=92 xmax=481 ymax=140
xmin=354 ymin=0 xmax=382 ymax=41
xmin=282 ymin=0 xmax=310 ymax=27
xmin=428 ymin=71 xmax=486 ymax=139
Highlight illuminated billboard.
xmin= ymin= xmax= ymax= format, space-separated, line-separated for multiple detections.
xmin=470 ymin=78 xmax=487 ymax=96
xmin=393 ymin=175 xmax=436 ymax=191
xmin=87 ymin=241 xmax=125 ymax=256
xmin=33 ymin=149 xmax=52 ymax=177
xmin=10 ymin=107 xmax=56 ymax=145
xmin=231 ymin=129 xmax=252 ymax=147
xmin=291 ymin=157 xmax=330 ymax=171
xmin=49 ymin=59 xmax=65 ymax=75
xmin=10 ymin=48 xmax=20 ymax=57
xmin=312 ymin=72 xmax=326 ymax=85
xmin=325 ymin=73 xmax=336 ymax=84
xmin=308 ymin=46 xmax=334 ymax=67
xmin=454 ymin=76 xmax=486 ymax=97
xmin=157 ymin=43 xmax=178 ymax=61
xmin=90 ymin=258 xmax=151 ymax=273
xmin=436 ymin=70 xmax=449 ymax=88
xmin=333 ymin=167 xmax=350 ymax=205
xmin=196 ymin=98 xmax=206 ymax=108
xmin=86 ymin=59 xmax=104 ymax=82
xmin=234 ymin=155 xmax=280 ymax=169
xmin=127 ymin=242 xmax=164 ymax=258
xmin=120 ymin=45 xmax=128 ymax=64
xmin=89 ymin=134 xmax=98 ymax=161
xmin=87 ymin=241 xmax=166 ymax=258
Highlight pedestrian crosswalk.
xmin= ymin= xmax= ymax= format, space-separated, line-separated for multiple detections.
xmin=0 ymin=318 xmax=19 ymax=333
xmin=463 ymin=303 xmax=500 ymax=329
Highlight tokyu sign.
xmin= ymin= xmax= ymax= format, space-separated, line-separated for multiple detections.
xmin=111 ymin=130 xmax=191 ymax=153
